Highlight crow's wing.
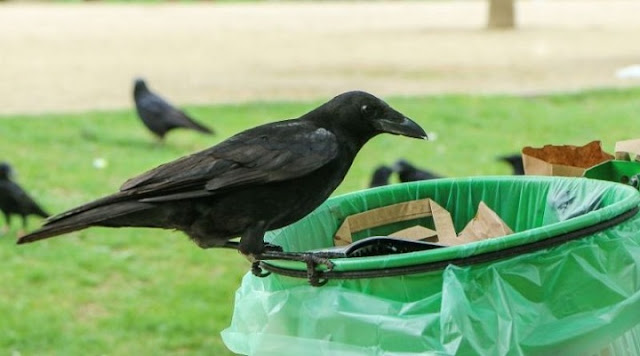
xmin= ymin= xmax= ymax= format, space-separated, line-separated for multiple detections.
xmin=8 ymin=182 xmax=48 ymax=217
xmin=138 ymin=92 xmax=212 ymax=133
xmin=121 ymin=121 xmax=338 ymax=202
xmin=137 ymin=92 xmax=173 ymax=117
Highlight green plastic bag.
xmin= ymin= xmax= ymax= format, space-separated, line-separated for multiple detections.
xmin=222 ymin=177 xmax=640 ymax=355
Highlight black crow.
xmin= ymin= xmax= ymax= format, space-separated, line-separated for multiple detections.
xmin=393 ymin=159 xmax=442 ymax=182
xmin=498 ymin=153 xmax=524 ymax=175
xmin=19 ymin=91 xmax=427 ymax=280
xmin=369 ymin=166 xmax=393 ymax=188
xmin=133 ymin=78 xmax=213 ymax=140
xmin=0 ymin=163 xmax=49 ymax=234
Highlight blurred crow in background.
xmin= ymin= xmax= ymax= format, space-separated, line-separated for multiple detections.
xmin=369 ymin=166 xmax=393 ymax=188
xmin=394 ymin=159 xmax=442 ymax=183
xmin=19 ymin=91 xmax=427 ymax=278
xmin=133 ymin=78 xmax=214 ymax=140
xmin=498 ymin=153 xmax=525 ymax=175
xmin=0 ymin=162 xmax=49 ymax=235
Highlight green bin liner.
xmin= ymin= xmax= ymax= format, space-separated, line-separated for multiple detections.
xmin=584 ymin=160 xmax=640 ymax=190
xmin=221 ymin=177 xmax=640 ymax=355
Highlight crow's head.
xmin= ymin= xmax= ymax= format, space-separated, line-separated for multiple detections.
xmin=0 ymin=162 xmax=14 ymax=181
xmin=133 ymin=78 xmax=149 ymax=96
xmin=324 ymin=91 xmax=428 ymax=141
xmin=369 ymin=165 xmax=393 ymax=188
xmin=392 ymin=159 xmax=414 ymax=174
xmin=498 ymin=153 xmax=524 ymax=175
xmin=498 ymin=154 xmax=522 ymax=165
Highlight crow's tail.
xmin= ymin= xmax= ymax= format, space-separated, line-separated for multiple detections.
xmin=184 ymin=116 xmax=214 ymax=135
xmin=18 ymin=200 xmax=152 ymax=245
xmin=33 ymin=205 xmax=49 ymax=219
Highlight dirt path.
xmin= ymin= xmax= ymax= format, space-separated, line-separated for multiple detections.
xmin=1 ymin=0 xmax=639 ymax=114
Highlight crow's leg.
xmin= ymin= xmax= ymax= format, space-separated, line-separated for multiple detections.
xmin=222 ymin=240 xmax=282 ymax=252
xmin=153 ymin=134 xmax=166 ymax=147
xmin=238 ymin=221 xmax=268 ymax=258
xmin=222 ymin=237 xmax=278 ymax=278
xmin=18 ymin=215 xmax=27 ymax=236
xmin=238 ymin=221 xmax=273 ymax=277
xmin=1 ymin=213 xmax=10 ymax=235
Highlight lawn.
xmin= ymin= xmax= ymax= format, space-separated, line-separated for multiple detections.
xmin=1 ymin=88 xmax=640 ymax=355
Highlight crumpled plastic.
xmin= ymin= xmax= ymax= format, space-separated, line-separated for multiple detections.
xmin=222 ymin=177 xmax=640 ymax=356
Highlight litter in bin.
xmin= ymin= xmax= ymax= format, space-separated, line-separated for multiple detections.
xmin=522 ymin=140 xmax=614 ymax=176
xmin=334 ymin=198 xmax=513 ymax=249
xmin=523 ymin=138 xmax=640 ymax=191
xmin=313 ymin=236 xmax=445 ymax=258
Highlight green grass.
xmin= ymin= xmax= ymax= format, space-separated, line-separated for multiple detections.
xmin=1 ymin=87 xmax=640 ymax=355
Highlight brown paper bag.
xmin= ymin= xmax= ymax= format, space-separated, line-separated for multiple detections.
xmin=333 ymin=198 xmax=459 ymax=246
xmin=458 ymin=202 xmax=514 ymax=242
xmin=522 ymin=140 xmax=614 ymax=176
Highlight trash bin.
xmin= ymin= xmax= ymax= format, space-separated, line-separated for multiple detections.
xmin=585 ymin=160 xmax=640 ymax=190
xmin=221 ymin=176 xmax=640 ymax=356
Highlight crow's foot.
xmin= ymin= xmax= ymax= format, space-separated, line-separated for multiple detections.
xmin=302 ymin=254 xmax=334 ymax=287
xmin=254 ymin=251 xmax=335 ymax=287
xmin=251 ymin=261 xmax=271 ymax=278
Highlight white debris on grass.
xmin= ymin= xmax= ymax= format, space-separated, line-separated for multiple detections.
xmin=92 ymin=158 xmax=108 ymax=170
xmin=616 ymin=65 xmax=640 ymax=79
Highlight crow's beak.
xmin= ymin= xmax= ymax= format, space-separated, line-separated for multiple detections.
xmin=375 ymin=117 xmax=428 ymax=140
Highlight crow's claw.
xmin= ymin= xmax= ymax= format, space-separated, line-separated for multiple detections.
xmin=251 ymin=261 xmax=271 ymax=278
xmin=303 ymin=254 xmax=334 ymax=287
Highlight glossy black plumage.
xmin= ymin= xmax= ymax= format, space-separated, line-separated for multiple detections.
xmin=0 ymin=163 xmax=49 ymax=233
xmin=19 ymin=91 xmax=427 ymax=257
xmin=498 ymin=153 xmax=525 ymax=175
xmin=369 ymin=166 xmax=393 ymax=188
xmin=393 ymin=159 xmax=442 ymax=183
xmin=133 ymin=79 xmax=213 ymax=139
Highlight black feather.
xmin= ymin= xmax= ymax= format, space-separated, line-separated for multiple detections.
xmin=393 ymin=159 xmax=442 ymax=183
xmin=498 ymin=153 xmax=525 ymax=175
xmin=369 ymin=166 xmax=393 ymax=188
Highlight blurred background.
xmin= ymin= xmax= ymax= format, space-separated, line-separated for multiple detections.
xmin=1 ymin=0 xmax=639 ymax=355
xmin=2 ymin=0 xmax=640 ymax=115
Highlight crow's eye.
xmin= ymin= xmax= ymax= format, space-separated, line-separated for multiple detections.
xmin=361 ymin=105 xmax=370 ymax=114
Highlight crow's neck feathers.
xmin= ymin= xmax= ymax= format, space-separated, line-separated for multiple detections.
xmin=133 ymin=82 xmax=150 ymax=99
xmin=301 ymin=102 xmax=377 ymax=153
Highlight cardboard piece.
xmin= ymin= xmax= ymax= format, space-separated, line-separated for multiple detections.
xmin=458 ymin=202 xmax=514 ymax=242
xmin=614 ymin=138 xmax=640 ymax=161
xmin=334 ymin=199 xmax=514 ymax=248
xmin=522 ymin=140 xmax=614 ymax=177
xmin=390 ymin=226 xmax=437 ymax=241
xmin=333 ymin=198 xmax=457 ymax=246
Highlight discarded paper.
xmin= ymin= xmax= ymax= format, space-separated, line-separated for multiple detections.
xmin=522 ymin=140 xmax=614 ymax=177
xmin=458 ymin=201 xmax=514 ymax=242
xmin=334 ymin=198 xmax=513 ymax=249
